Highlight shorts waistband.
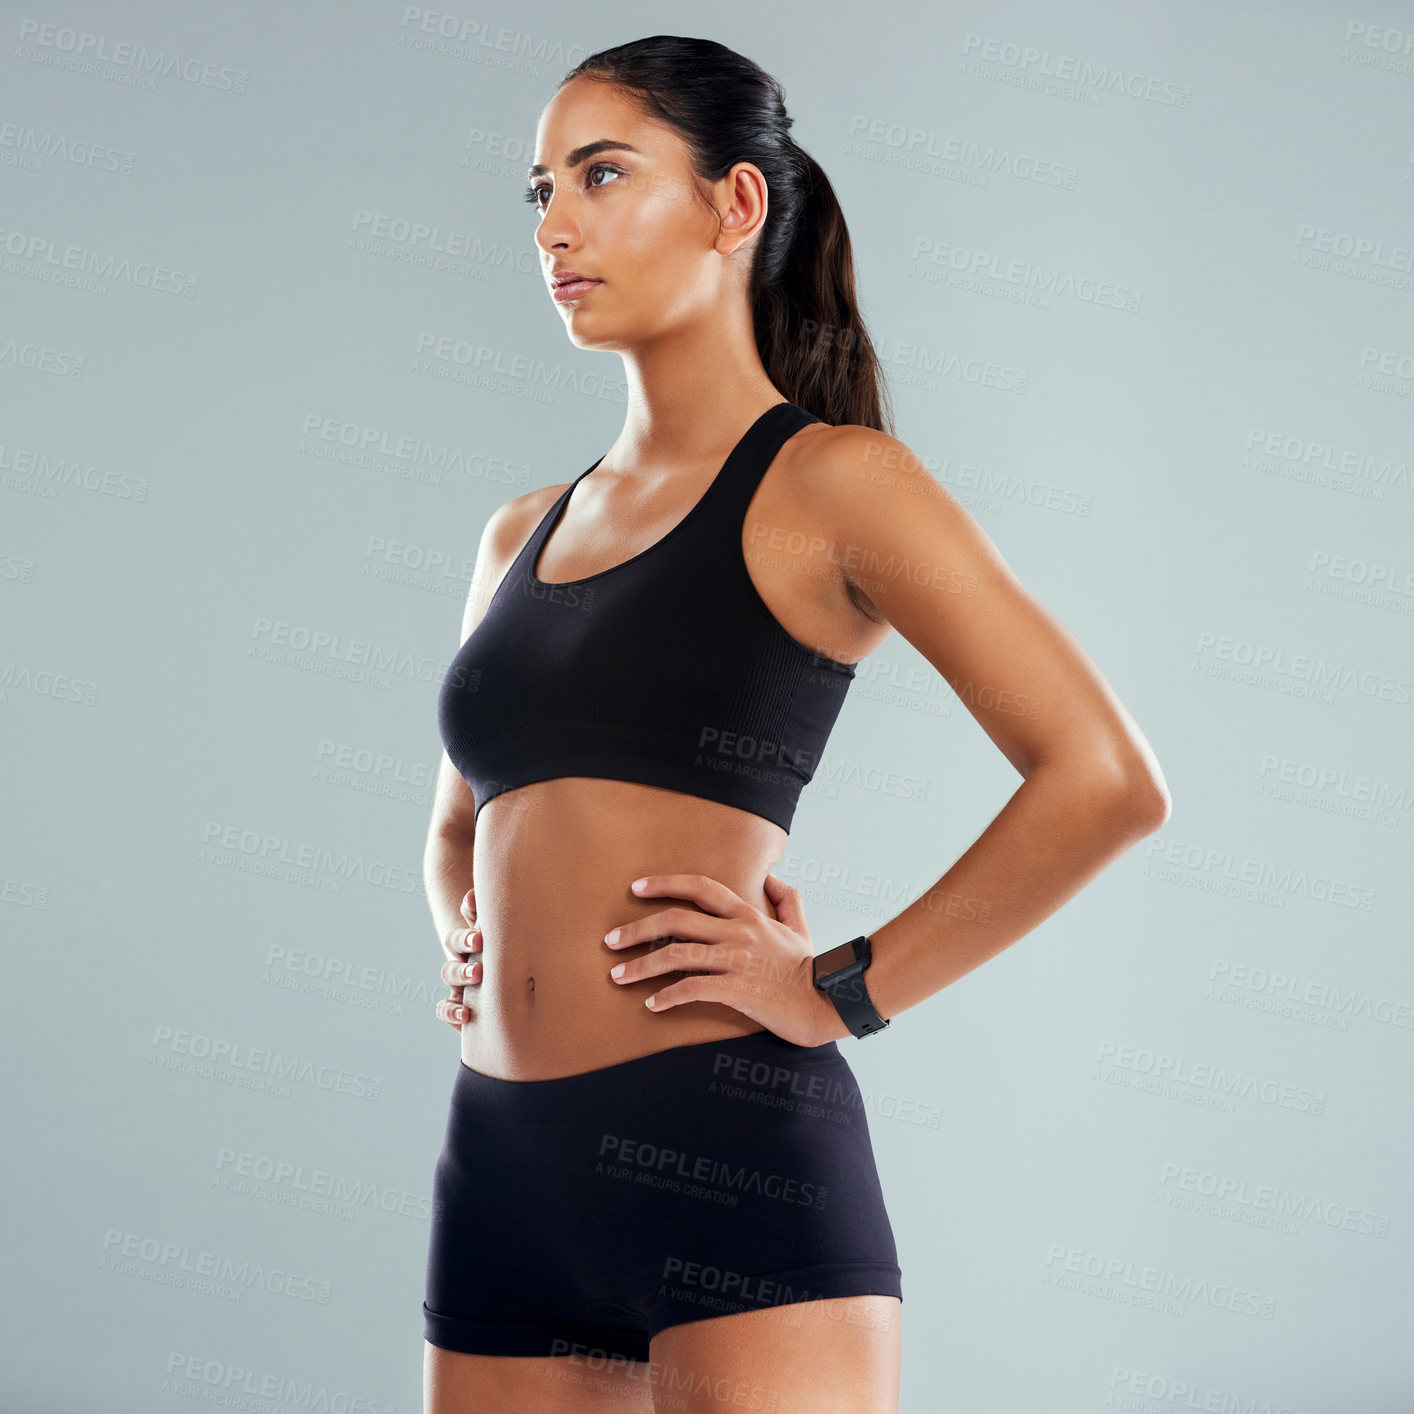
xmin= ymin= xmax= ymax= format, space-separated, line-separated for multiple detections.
xmin=452 ymin=1029 xmax=845 ymax=1125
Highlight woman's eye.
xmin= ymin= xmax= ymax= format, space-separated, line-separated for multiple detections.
xmin=522 ymin=164 xmax=622 ymax=211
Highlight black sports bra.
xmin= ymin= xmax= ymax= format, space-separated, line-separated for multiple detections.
xmin=436 ymin=401 xmax=858 ymax=833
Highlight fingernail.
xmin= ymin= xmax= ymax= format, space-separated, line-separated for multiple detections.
xmin=605 ymin=928 xmax=620 ymax=944
xmin=610 ymin=963 xmax=625 ymax=978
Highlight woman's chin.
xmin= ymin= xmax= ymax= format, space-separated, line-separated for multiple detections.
xmin=561 ymin=322 xmax=625 ymax=353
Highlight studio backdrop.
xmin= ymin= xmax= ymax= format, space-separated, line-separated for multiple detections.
xmin=3 ymin=3 xmax=1411 ymax=1411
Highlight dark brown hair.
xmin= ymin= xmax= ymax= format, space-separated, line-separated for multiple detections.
xmin=557 ymin=35 xmax=894 ymax=433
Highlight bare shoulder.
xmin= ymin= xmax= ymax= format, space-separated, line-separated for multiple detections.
xmin=781 ymin=421 xmax=985 ymax=611
xmin=790 ymin=421 xmax=963 ymax=525
xmin=455 ymin=479 xmax=569 ymax=640
xmin=480 ymin=479 xmax=568 ymax=566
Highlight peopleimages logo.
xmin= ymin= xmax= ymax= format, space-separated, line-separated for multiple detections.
xmin=214 ymin=1147 xmax=432 ymax=1221
xmin=596 ymin=1134 xmax=827 ymax=1209
xmin=15 ymin=19 xmax=251 ymax=93
xmin=1140 ymin=834 xmax=1376 ymax=911
xmin=695 ymin=726 xmax=815 ymax=777
xmin=100 ymin=1230 xmax=331 ymax=1304
xmin=1093 ymin=1039 xmax=1326 ymax=1116
xmin=661 ymin=1256 xmax=833 ymax=1305
xmin=150 ymin=1026 xmax=383 ymax=1101
xmin=162 ymin=1353 xmax=394 ymax=1413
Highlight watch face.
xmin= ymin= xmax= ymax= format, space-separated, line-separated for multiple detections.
xmin=817 ymin=959 xmax=865 ymax=990
xmin=818 ymin=937 xmax=868 ymax=979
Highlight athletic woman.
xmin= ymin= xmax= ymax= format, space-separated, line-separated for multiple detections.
xmin=422 ymin=35 xmax=1171 ymax=1414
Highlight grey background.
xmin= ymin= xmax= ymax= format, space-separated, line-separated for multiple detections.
xmin=3 ymin=2 xmax=1412 ymax=1410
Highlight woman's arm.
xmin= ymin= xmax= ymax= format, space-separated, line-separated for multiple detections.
xmin=423 ymin=488 xmax=559 ymax=1027
xmin=806 ymin=426 xmax=1172 ymax=1035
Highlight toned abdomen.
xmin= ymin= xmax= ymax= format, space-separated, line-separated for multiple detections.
xmin=457 ymin=777 xmax=786 ymax=1081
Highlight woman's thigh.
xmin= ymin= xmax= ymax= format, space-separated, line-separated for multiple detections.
xmin=648 ymin=1295 xmax=902 ymax=1414
xmin=424 ymin=1343 xmax=656 ymax=1413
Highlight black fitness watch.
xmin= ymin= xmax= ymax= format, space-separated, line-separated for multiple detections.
xmin=812 ymin=934 xmax=891 ymax=1038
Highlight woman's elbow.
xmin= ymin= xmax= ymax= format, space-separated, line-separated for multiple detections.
xmin=1112 ymin=758 xmax=1172 ymax=834
xmin=1073 ymin=741 xmax=1172 ymax=835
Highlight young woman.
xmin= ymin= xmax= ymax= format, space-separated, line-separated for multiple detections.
xmin=421 ymin=34 xmax=1170 ymax=1414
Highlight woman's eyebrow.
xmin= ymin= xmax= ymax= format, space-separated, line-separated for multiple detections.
xmin=527 ymin=140 xmax=642 ymax=180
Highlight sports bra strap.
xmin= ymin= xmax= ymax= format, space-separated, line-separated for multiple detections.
xmin=514 ymin=455 xmax=604 ymax=573
xmin=704 ymin=402 xmax=821 ymax=531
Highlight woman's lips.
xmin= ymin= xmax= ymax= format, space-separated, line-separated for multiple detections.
xmin=551 ymin=278 xmax=602 ymax=303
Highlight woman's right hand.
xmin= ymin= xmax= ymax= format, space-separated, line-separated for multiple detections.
xmin=436 ymin=887 xmax=482 ymax=1030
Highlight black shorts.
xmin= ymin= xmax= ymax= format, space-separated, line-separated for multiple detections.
xmin=423 ymin=1028 xmax=903 ymax=1362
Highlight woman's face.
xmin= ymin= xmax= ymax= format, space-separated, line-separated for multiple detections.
xmin=527 ymin=76 xmax=762 ymax=350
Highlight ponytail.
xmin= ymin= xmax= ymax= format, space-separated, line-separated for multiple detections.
xmin=755 ymin=143 xmax=894 ymax=432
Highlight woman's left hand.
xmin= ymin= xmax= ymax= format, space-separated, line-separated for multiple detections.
xmin=605 ymin=871 xmax=843 ymax=1047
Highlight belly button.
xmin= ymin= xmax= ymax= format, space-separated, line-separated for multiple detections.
xmin=527 ymin=975 xmax=535 ymax=997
